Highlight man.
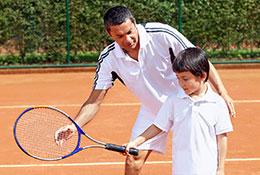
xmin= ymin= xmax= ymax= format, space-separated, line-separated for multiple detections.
xmin=55 ymin=5 xmax=235 ymax=175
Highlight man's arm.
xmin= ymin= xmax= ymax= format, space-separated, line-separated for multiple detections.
xmin=208 ymin=62 xmax=236 ymax=118
xmin=55 ymin=89 xmax=108 ymax=145
xmin=74 ymin=89 xmax=108 ymax=127
xmin=216 ymin=133 xmax=228 ymax=175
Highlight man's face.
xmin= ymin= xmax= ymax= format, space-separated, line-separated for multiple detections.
xmin=106 ymin=18 xmax=139 ymax=53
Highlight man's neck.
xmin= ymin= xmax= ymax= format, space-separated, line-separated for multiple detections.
xmin=127 ymin=51 xmax=139 ymax=61
xmin=124 ymin=43 xmax=140 ymax=61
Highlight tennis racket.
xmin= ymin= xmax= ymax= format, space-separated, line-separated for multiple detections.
xmin=14 ymin=105 xmax=139 ymax=161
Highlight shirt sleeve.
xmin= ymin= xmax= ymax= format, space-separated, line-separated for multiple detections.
xmin=161 ymin=24 xmax=195 ymax=57
xmin=93 ymin=51 xmax=114 ymax=90
xmin=153 ymin=95 xmax=174 ymax=132
xmin=215 ymin=99 xmax=233 ymax=135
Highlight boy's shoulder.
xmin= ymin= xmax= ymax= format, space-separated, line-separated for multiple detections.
xmin=207 ymin=86 xmax=226 ymax=102
xmin=205 ymin=85 xmax=229 ymax=110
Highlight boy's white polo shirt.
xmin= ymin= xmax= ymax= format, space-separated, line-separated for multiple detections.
xmin=94 ymin=22 xmax=194 ymax=116
xmin=153 ymin=83 xmax=233 ymax=175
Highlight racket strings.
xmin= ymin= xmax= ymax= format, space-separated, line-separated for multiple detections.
xmin=15 ymin=108 xmax=79 ymax=160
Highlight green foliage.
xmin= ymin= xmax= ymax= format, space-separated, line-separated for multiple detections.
xmin=182 ymin=0 xmax=259 ymax=51
xmin=0 ymin=52 xmax=100 ymax=65
xmin=1 ymin=50 xmax=259 ymax=66
xmin=206 ymin=49 xmax=260 ymax=60
xmin=0 ymin=0 xmax=259 ymax=66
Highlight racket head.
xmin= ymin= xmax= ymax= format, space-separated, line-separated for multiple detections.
xmin=14 ymin=106 xmax=81 ymax=161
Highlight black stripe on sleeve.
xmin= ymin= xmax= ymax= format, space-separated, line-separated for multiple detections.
xmin=144 ymin=27 xmax=188 ymax=49
xmin=93 ymin=43 xmax=115 ymax=89
xmin=111 ymin=71 xmax=125 ymax=86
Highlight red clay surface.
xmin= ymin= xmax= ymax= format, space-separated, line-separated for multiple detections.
xmin=0 ymin=68 xmax=259 ymax=175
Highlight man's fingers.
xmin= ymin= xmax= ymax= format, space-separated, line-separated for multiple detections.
xmin=229 ymin=102 xmax=236 ymax=118
xmin=54 ymin=126 xmax=73 ymax=146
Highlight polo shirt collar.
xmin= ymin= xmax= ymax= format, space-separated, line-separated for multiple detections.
xmin=137 ymin=24 xmax=150 ymax=49
xmin=177 ymin=83 xmax=217 ymax=103
xmin=113 ymin=24 xmax=151 ymax=59
xmin=114 ymin=42 xmax=126 ymax=58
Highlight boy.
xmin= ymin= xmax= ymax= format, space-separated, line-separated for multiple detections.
xmin=125 ymin=48 xmax=233 ymax=175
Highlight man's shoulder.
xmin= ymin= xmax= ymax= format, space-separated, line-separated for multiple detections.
xmin=141 ymin=22 xmax=169 ymax=28
xmin=101 ymin=43 xmax=116 ymax=54
xmin=140 ymin=22 xmax=177 ymax=32
xmin=167 ymin=89 xmax=182 ymax=102
xmin=99 ymin=42 xmax=117 ymax=60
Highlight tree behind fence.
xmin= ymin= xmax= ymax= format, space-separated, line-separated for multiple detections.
xmin=0 ymin=0 xmax=259 ymax=64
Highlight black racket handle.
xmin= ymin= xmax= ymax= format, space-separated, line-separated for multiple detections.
xmin=105 ymin=143 xmax=139 ymax=156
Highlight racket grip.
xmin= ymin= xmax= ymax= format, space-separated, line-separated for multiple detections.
xmin=105 ymin=143 xmax=139 ymax=156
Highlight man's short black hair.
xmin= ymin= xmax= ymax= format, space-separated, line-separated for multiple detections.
xmin=172 ymin=48 xmax=210 ymax=82
xmin=104 ymin=6 xmax=135 ymax=34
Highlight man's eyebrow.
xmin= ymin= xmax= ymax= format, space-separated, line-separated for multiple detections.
xmin=116 ymin=28 xmax=133 ymax=37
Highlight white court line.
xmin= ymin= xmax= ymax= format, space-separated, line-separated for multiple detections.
xmin=234 ymin=100 xmax=260 ymax=103
xmin=0 ymin=100 xmax=259 ymax=109
xmin=0 ymin=158 xmax=260 ymax=168
xmin=0 ymin=103 xmax=141 ymax=109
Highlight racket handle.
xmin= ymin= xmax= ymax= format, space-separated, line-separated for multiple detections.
xmin=105 ymin=143 xmax=139 ymax=156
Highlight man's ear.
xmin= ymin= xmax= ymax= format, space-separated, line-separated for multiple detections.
xmin=106 ymin=30 xmax=111 ymax=37
xmin=133 ymin=18 xmax=137 ymax=25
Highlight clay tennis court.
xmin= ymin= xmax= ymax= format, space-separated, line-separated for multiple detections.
xmin=0 ymin=66 xmax=259 ymax=175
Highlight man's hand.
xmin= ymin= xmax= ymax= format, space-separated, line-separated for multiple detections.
xmin=217 ymin=169 xmax=225 ymax=175
xmin=123 ymin=142 xmax=138 ymax=156
xmin=54 ymin=124 xmax=77 ymax=146
xmin=221 ymin=93 xmax=236 ymax=118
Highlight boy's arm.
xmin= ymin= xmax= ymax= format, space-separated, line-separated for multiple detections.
xmin=217 ymin=133 xmax=228 ymax=175
xmin=125 ymin=124 xmax=162 ymax=152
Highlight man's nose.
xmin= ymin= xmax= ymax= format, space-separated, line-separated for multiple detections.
xmin=125 ymin=35 xmax=132 ymax=42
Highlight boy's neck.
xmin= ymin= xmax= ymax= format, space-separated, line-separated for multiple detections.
xmin=190 ymin=83 xmax=208 ymax=101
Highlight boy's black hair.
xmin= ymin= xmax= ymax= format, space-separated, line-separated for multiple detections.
xmin=104 ymin=6 xmax=135 ymax=35
xmin=171 ymin=47 xmax=210 ymax=82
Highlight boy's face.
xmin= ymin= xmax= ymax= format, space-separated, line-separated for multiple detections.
xmin=106 ymin=18 xmax=139 ymax=53
xmin=176 ymin=71 xmax=206 ymax=98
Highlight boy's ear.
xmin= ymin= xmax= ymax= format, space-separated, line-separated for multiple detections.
xmin=169 ymin=47 xmax=175 ymax=64
xmin=201 ymin=73 xmax=207 ymax=81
